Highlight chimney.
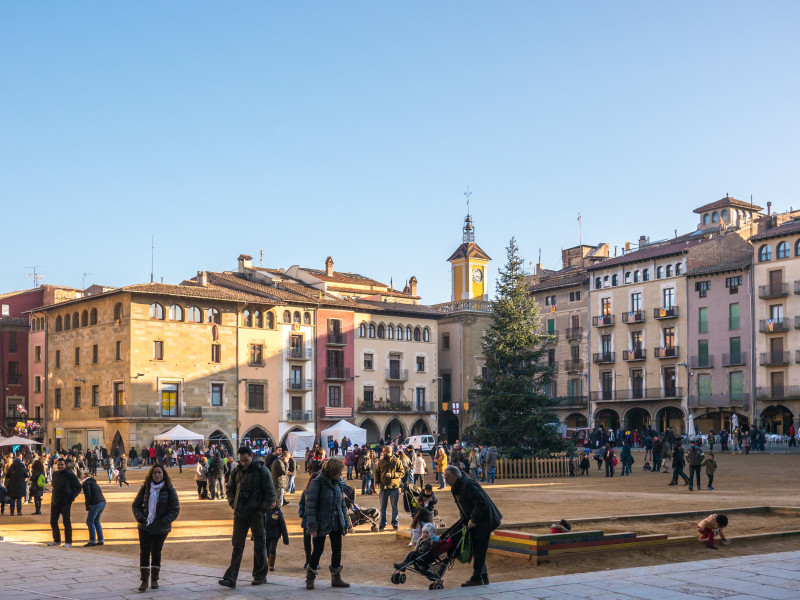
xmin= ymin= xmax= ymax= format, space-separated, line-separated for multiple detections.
xmin=237 ymin=254 xmax=253 ymax=272
xmin=409 ymin=275 xmax=418 ymax=296
xmin=767 ymin=201 xmax=772 ymax=215
xmin=638 ymin=235 xmax=647 ymax=249
xmin=197 ymin=271 xmax=208 ymax=287
xmin=325 ymin=256 xmax=334 ymax=277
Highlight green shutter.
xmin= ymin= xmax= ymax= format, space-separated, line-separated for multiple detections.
xmin=547 ymin=319 xmax=555 ymax=334
xmin=697 ymin=374 xmax=711 ymax=399
xmin=729 ymin=303 xmax=740 ymax=329
xmin=729 ymin=337 xmax=741 ymax=363
xmin=698 ymin=340 xmax=709 ymax=366
xmin=698 ymin=307 xmax=708 ymax=333
xmin=729 ymin=371 xmax=744 ymax=400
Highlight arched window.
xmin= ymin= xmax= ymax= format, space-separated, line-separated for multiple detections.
xmin=413 ymin=327 xmax=421 ymax=341
xmin=359 ymin=323 xmax=367 ymax=338
xmin=80 ymin=310 xmax=88 ymax=327
xmin=406 ymin=326 xmax=412 ymax=341
xmin=611 ymin=274 xmax=618 ymax=286
xmin=149 ymin=303 xmax=164 ymax=320
xmin=712 ymin=211 xmax=719 ymax=223
xmin=624 ymin=271 xmax=631 ymax=284
xmin=643 ymin=268 xmax=650 ymax=281
xmin=423 ymin=327 xmax=430 ymax=342
xmin=207 ymin=307 xmax=221 ymax=324
xmin=72 ymin=312 xmax=79 ymax=328
xmin=387 ymin=324 xmax=394 ymax=340
xmin=254 ymin=310 xmax=263 ymax=328
xmin=377 ymin=324 xmax=385 ymax=339
xmin=396 ymin=324 xmax=403 ymax=340
xmin=266 ymin=312 xmax=275 ymax=329
xmin=666 ymin=265 xmax=673 ymax=277
xmin=293 ymin=311 xmax=301 ymax=323
xmin=603 ymin=275 xmax=610 ymax=287
xmin=168 ymin=304 xmax=183 ymax=321
xmin=282 ymin=310 xmax=291 ymax=323
xmin=368 ymin=323 xmax=376 ymax=338
xmin=594 ymin=277 xmax=601 ymax=290
xmin=187 ymin=306 xmax=202 ymax=322
xmin=243 ymin=309 xmax=252 ymax=327
xmin=89 ymin=308 xmax=97 ymax=325
xmin=795 ymin=239 xmax=800 ymax=256
xmin=303 ymin=312 xmax=311 ymax=324
xmin=64 ymin=314 xmax=71 ymax=330
xmin=703 ymin=213 xmax=710 ymax=225
xmin=634 ymin=270 xmax=640 ymax=283
xmin=114 ymin=303 xmax=123 ymax=321
xmin=777 ymin=241 xmax=790 ymax=259
xmin=721 ymin=209 xmax=729 ymax=221
xmin=55 ymin=315 xmax=63 ymax=331
xmin=759 ymin=244 xmax=772 ymax=262
xmin=656 ymin=266 xmax=664 ymax=279
xmin=675 ymin=263 xmax=683 ymax=275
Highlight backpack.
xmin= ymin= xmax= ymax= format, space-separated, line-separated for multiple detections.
xmin=37 ymin=474 xmax=46 ymax=488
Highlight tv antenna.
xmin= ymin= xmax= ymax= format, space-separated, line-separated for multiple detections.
xmin=25 ymin=266 xmax=45 ymax=288
xmin=82 ymin=272 xmax=94 ymax=290
xmin=151 ymin=235 xmax=154 ymax=283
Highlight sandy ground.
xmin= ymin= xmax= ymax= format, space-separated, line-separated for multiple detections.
xmin=1 ymin=451 xmax=799 ymax=589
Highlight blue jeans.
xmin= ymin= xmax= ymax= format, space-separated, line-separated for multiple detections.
xmin=346 ymin=465 xmax=354 ymax=479
xmin=288 ymin=474 xmax=296 ymax=494
xmin=86 ymin=502 xmax=106 ymax=542
xmin=362 ymin=472 xmax=373 ymax=495
xmin=487 ymin=467 xmax=496 ymax=484
xmin=379 ymin=488 xmax=399 ymax=529
xmin=437 ymin=472 xmax=445 ymax=488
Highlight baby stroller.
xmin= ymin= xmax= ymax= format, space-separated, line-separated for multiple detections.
xmin=340 ymin=480 xmax=380 ymax=532
xmin=390 ymin=521 xmax=465 ymax=590
xmin=402 ymin=481 xmax=446 ymax=528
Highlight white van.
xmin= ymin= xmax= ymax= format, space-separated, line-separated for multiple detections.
xmin=403 ymin=434 xmax=436 ymax=453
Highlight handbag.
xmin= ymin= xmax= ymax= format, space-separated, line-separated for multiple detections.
xmin=458 ymin=526 xmax=473 ymax=563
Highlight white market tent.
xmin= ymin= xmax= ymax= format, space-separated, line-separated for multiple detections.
xmin=0 ymin=435 xmax=43 ymax=447
xmin=285 ymin=430 xmax=316 ymax=455
xmin=154 ymin=425 xmax=204 ymax=442
xmin=321 ymin=419 xmax=367 ymax=449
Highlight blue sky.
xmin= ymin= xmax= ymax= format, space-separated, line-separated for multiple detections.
xmin=2 ymin=2 xmax=799 ymax=303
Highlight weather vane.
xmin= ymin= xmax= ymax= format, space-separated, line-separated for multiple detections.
xmin=464 ymin=186 xmax=472 ymax=215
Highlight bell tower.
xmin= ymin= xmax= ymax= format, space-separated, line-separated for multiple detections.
xmin=448 ymin=214 xmax=491 ymax=301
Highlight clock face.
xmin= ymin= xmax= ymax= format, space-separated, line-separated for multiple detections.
xmin=472 ymin=268 xmax=483 ymax=283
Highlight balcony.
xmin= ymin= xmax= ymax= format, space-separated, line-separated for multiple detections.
xmin=647 ymin=386 xmax=683 ymax=399
xmin=654 ymin=346 xmax=679 ymax=359
xmin=759 ymin=319 xmax=789 ymax=333
xmin=688 ymin=393 xmax=748 ymax=408
xmin=544 ymin=331 xmax=559 ymax=344
xmin=358 ymin=400 xmax=437 ymax=414
xmin=622 ymin=349 xmax=646 ymax=362
xmin=591 ymin=387 xmax=683 ymax=401
xmin=321 ymin=406 xmax=354 ymax=419
xmin=759 ymin=282 xmax=789 ymax=299
xmin=327 ymin=332 xmax=347 ymax=346
xmin=385 ymin=369 xmax=409 ymax=382
xmin=592 ymin=352 xmax=615 ymax=364
xmin=432 ymin=300 xmax=492 ymax=314
xmin=759 ymin=351 xmax=790 ymax=366
xmin=564 ymin=359 xmax=584 ymax=372
xmin=99 ymin=405 xmax=202 ymax=420
xmin=653 ymin=306 xmax=679 ymax=320
xmin=794 ymin=316 xmax=800 ymax=330
xmin=539 ymin=361 xmax=558 ymax=371
xmin=756 ymin=386 xmax=800 ymax=400
xmin=690 ymin=355 xmax=714 ymax=369
xmin=609 ymin=388 xmax=646 ymax=401
xmin=325 ymin=366 xmax=351 ymax=380
xmin=795 ymin=280 xmax=800 ymax=295
xmin=565 ymin=326 xmax=584 ymax=340
xmin=286 ymin=347 xmax=313 ymax=361
xmin=6 ymin=373 xmax=23 ymax=385
xmin=286 ymin=409 xmax=314 ymax=422
xmin=722 ymin=352 xmax=747 ymax=366
xmin=554 ymin=396 xmax=588 ymax=408
xmin=592 ymin=315 xmax=614 ymax=327
xmin=622 ymin=310 xmax=645 ymax=324
xmin=286 ymin=378 xmax=314 ymax=391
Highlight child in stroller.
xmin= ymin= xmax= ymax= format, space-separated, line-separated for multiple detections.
xmin=395 ymin=522 xmax=439 ymax=572
xmin=339 ymin=478 xmax=380 ymax=532
xmin=391 ymin=521 xmax=464 ymax=589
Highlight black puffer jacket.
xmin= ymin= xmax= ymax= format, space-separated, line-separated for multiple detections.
xmin=226 ymin=460 xmax=274 ymax=519
xmin=450 ymin=473 xmax=503 ymax=537
xmin=305 ymin=473 xmax=351 ymax=537
xmin=132 ymin=482 xmax=180 ymax=535
xmin=5 ymin=459 xmax=28 ymax=498
xmin=82 ymin=477 xmax=106 ymax=509
xmin=51 ymin=469 xmax=81 ymax=505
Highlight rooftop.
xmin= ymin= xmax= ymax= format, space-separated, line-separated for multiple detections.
xmin=586 ymin=239 xmax=707 ymax=271
xmin=685 ymin=255 xmax=752 ymax=277
xmin=693 ymin=194 xmax=764 ymax=214
xmin=749 ymin=218 xmax=800 ymax=242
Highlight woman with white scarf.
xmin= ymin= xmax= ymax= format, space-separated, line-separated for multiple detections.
xmin=132 ymin=464 xmax=180 ymax=592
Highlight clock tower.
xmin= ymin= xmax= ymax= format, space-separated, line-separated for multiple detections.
xmin=448 ymin=214 xmax=491 ymax=301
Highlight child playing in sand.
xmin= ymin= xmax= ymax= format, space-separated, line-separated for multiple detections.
xmin=697 ymin=513 xmax=729 ymax=549
xmin=550 ymin=519 xmax=571 ymax=534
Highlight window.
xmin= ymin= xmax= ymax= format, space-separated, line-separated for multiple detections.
xmin=283 ymin=310 xmax=291 ymax=323
xmin=242 ymin=310 xmax=252 ymax=327
xmin=35 ymin=345 xmax=41 ymax=362
xmin=254 ymin=310 xmax=263 ymax=328
xmin=376 ymin=324 xmax=384 ymax=339
xmin=211 ymin=344 xmax=221 ymax=363
xmin=363 ymin=353 xmax=374 ymax=370
xmin=777 ymin=241 xmax=790 ymax=259
xmin=759 ymin=244 xmax=772 ymax=262
xmin=207 ymin=308 xmax=221 ymax=324
xmin=55 ymin=350 xmax=61 ymax=369
xmin=796 ymin=239 xmax=800 ymax=256
xmin=34 ymin=376 xmax=41 ymax=393
xmin=675 ymin=263 xmax=683 ymax=275
xmin=417 ymin=356 xmax=425 ymax=372
xmin=211 ymin=383 xmax=223 ymax=406
xmin=712 ymin=211 xmax=719 ymax=223
xmin=74 ymin=347 xmax=80 ymax=365
xmin=406 ymin=326 xmax=412 ymax=340
xmin=695 ymin=280 xmax=711 ymax=297
xmin=663 ymin=288 xmax=675 ymax=308
xmin=92 ymin=385 xmax=99 ymax=407
xmin=569 ymin=291 xmax=582 ymax=302
xmin=187 ymin=306 xmax=202 ymax=322
xmin=643 ymin=268 xmax=650 ymax=281
xmin=168 ymin=304 xmax=183 ymax=321
xmin=545 ymin=295 xmax=557 ymax=306
xmin=249 ymin=343 xmax=263 ymax=365
xmin=416 ymin=387 xmax=426 ymax=410
xmin=442 ymin=374 xmax=451 ymax=403
xmin=114 ymin=382 xmax=123 ymax=406
xmin=387 ymin=324 xmax=394 ymax=340
xmin=656 ymin=266 xmax=663 ymax=279
xmin=161 ymin=383 xmax=178 ymax=417
xmin=631 ymin=292 xmax=642 ymax=312
xmin=697 ymin=373 xmax=711 ymax=399
xmin=64 ymin=314 xmax=71 ymax=330
xmin=443 ymin=333 xmax=450 ymax=350
xmin=601 ymin=297 xmax=611 ymax=316
xmin=699 ymin=307 xmax=708 ymax=333
xmin=55 ymin=315 xmax=62 ymax=331
xmin=547 ymin=318 xmax=555 ymax=334
xmin=423 ymin=327 xmax=430 ymax=342
xmin=595 ymin=277 xmax=601 ymax=290
xmin=81 ymin=310 xmax=88 ymax=327
xmin=8 ymin=332 xmax=16 ymax=353
xmin=634 ymin=270 xmax=640 ymax=283
xmin=114 ymin=303 xmax=123 ymax=321
xmin=624 ymin=272 xmax=631 ymax=284
xmin=266 ymin=312 xmax=275 ymax=329
xmin=153 ymin=340 xmax=164 ymax=360
xmin=729 ymin=303 xmax=740 ymax=329
xmin=364 ymin=386 xmax=374 ymax=404
xmin=703 ymin=213 xmax=710 ymax=225
xmin=729 ymin=337 xmax=741 ymax=363
xmin=414 ymin=327 xmax=421 ymax=341
xmin=358 ymin=323 xmax=367 ymax=337
xmin=90 ymin=308 xmax=98 ymax=325
xmin=92 ymin=344 xmax=98 ymax=364
xmin=73 ymin=386 xmax=81 ymax=408
xmin=725 ymin=276 xmax=742 ymax=292
xmin=303 ymin=312 xmax=311 ymax=324
xmin=248 ymin=384 xmax=265 ymax=410
xmin=611 ymin=274 xmax=618 ymax=286
xmin=55 ymin=388 xmax=61 ymax=409
xmin=328 ymin=385 xmax=342 ymax=407
xmin=115 ymin=341 xmax=121 ymax=361
xmin=663 ymin=327 xmax=675 ymax=348
xmin=721 ymin=209 xmax=729 ymax=221
xmin=72 ymin=313 xmax=79 ymax=328
xmin=729 ymin=371 xmax=744 ymax=400
xmin=396 ymin=325 xmax=403 ymax=340
xmin=770 ymin=303 xmax=783 ymax=322
xmin=667 ymin=265 xmax=674 ymax=277
xmin=603 ymin=275 xmax=610 ymax=287
xmin=149 ymin=303 xmax=164 ymax=319
xmin=368 ymin=324 xmax=376 ymax=338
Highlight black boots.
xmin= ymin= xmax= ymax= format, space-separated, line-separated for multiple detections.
xmin=268 ymin=554 xmax=276 ymax=571
xmin=150 ymin=566 xmax=160 ymax=590
xmin=306 ymin=567 xmax=317 ymax=590
xmin=138 ymin=568 xmax=149 ymax=592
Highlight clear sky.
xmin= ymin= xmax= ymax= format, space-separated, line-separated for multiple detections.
xmin=2 ymin=2 xmax=799 ymax=303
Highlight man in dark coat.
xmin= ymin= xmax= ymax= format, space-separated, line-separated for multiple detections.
xmin=48 ymin=457 xmax=82 ymax=547
xmin=5 ymin=455 xmax=29 ymax=515
xmin=219 ymin=446 xmax=275 ymax=588
xmin=652 ymin=436 xmax=664 ymax=473
xmin=443 ymin=465 xmax=502 ymax=587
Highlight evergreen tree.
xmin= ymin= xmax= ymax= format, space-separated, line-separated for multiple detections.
xmin=465 ymin=237 xmax=564 ymax=456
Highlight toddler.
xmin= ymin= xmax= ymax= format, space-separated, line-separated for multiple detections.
xmin=568 ymin=457 xmax=576 ymax=477
xmin=579 ymin=453 xmax=590 ymax=476
xmin=265 ymin=507 xmax=289 ymax=571
xmin=395 ymin=522 xmax=440 ymax=571
xmin=697 ymin=513 xmax=728 ymax=549
xmin=550 ymin=519 xmax=571 ymax=534
xmin=418 ymin=484 xmax=438 ymax=511
xmin=702 ymin=451 xmax=717 ymax=490
xmin=409 ymin=507 xmax=432 ymax=546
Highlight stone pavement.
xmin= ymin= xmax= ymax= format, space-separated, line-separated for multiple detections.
xmin=0 ymin=541 xmax=798 ymax=600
